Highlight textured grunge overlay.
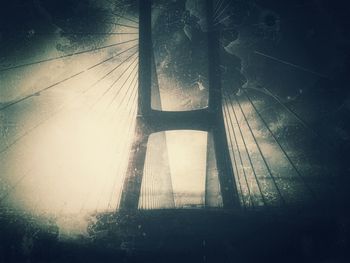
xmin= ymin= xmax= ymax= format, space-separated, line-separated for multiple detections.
xmin=0 ymin=0 xmax=349 ymax=262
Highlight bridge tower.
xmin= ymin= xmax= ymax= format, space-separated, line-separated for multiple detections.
xmin=119 ymin=0 xmax=239 ymax=210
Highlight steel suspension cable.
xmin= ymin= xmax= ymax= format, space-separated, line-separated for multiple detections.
xmin=262 ymin=87 xmax=319 ymax=138
xmin=0 ymin=44 xmax=138 ymax=111
xmin=111 ymin=12 xmax=139 ymax=24
xmin=105 ymin=21 xmax=139 ymax=29
xmin=222 ymin=103 xmax=247 ymax=209
xmin=223 ymin=96 xmax=257 ymax=208
xmin=213 ymin=0 xmax=225 ymax=19
xmin=115 ymin=93 xmax=139 ymax=210
xmin=108 ymin=79 xmax=139 ymax=209
xmin=225 ymin=94 xmax=269 ymax=206
xmin=229 ymin=93 xmax=286 ymax=206
xmin=106 ymin=62 xmax=138 ymax=108
xmin=0 ymin=168 xmax=33 ymax=204
xmin=89 ymin=55 xmax=138 ymax=109
xmin=110 ymin=69 xmax=138 ymax=114
xmin=0 ymin=50 xmax=138 ymax=155
xmin=79 ymin=91 xmax=137 ymax=213
xmin=243 ymin=91 xmax=317 ymax=200
xmin=0 ymin=38 xmax=138 ymax=72
xmin=107 ymin=82 xmax=139 ymax=209
xmin=83 ymin=49 xmax=138 ymax=96
xmin=214 ymin=1 xmax=231 ymax=22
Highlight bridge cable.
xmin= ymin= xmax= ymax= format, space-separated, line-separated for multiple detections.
xmin=107 ymin=65 xmax=138 ymax=110
xmin=58 ymin=32 xmax=138 ymax=35
xmin=243 ymin=91 xmax=318 ymax=201
xmin=115 ymin=91 xmax=139 ymax=210
xmin=104 ymin=21 xmax=138 ymax=29
xmin=0 ymin=61 xmax=138 ymax=212
xmin=225 ymin=94 xmax=269 ymax=206
xmin=97 ymin=72 xmax=139 ymax=211
xmin=229 ymin=92 xmax=286 ymax=206
xmin=115 ymin=98 xmax=138 ymax=210
xmin=0 ymin=168 xmax=33 ymax=204
xmin=111 ymin=12 xmax=139 ymax=24
xmin=106 ymin=63 xmax=138 ymax=108
xmin=0 ymin=38 xmax=138 ymax=72
xmin=0 ymin=49 xmax=138 ymax=155
xmin=83 ymin=49 xmax=138 ymax=97
xmin=88 ymin=54 xmax=138 ymax=109
xmin=80 ymin=88 xmax=138 ymax=212
xmin=107 ymin=76 xmax=138 ymax=209
xmin=213 ymin=0 xmax=225 ymax=19
xmin=223 ymin=96 xmax=256 ymax=208
xmin=214 ymin=1 xmax=231 ymax=23
xmin=222 ymin=103 xmax=247 ymax=209
xmin=80 ymin=96 xmax=137 ymax=213
xmin=0 ymin=44 xmax=138 ymax=111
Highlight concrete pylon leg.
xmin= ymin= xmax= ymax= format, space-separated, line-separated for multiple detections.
xmin=212 ymin=117 xmax=240 ymax=209
xmin=205 ymin=132 xmax=223 ymax=207
xmin=119 ymin=118 xmax=149 ymax=210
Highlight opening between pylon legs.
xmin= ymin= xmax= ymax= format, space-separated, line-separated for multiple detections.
xmin=119 ymin=117 xmax=240 ymax=210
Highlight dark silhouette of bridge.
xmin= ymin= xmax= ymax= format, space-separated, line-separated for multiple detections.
xmin=0 ymin=0 xmax=327 ymax=212
xmin=119 ymin=0 xmax=240 ymax=210
xmin=1 ymin=1 xmax=348 ymax=262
